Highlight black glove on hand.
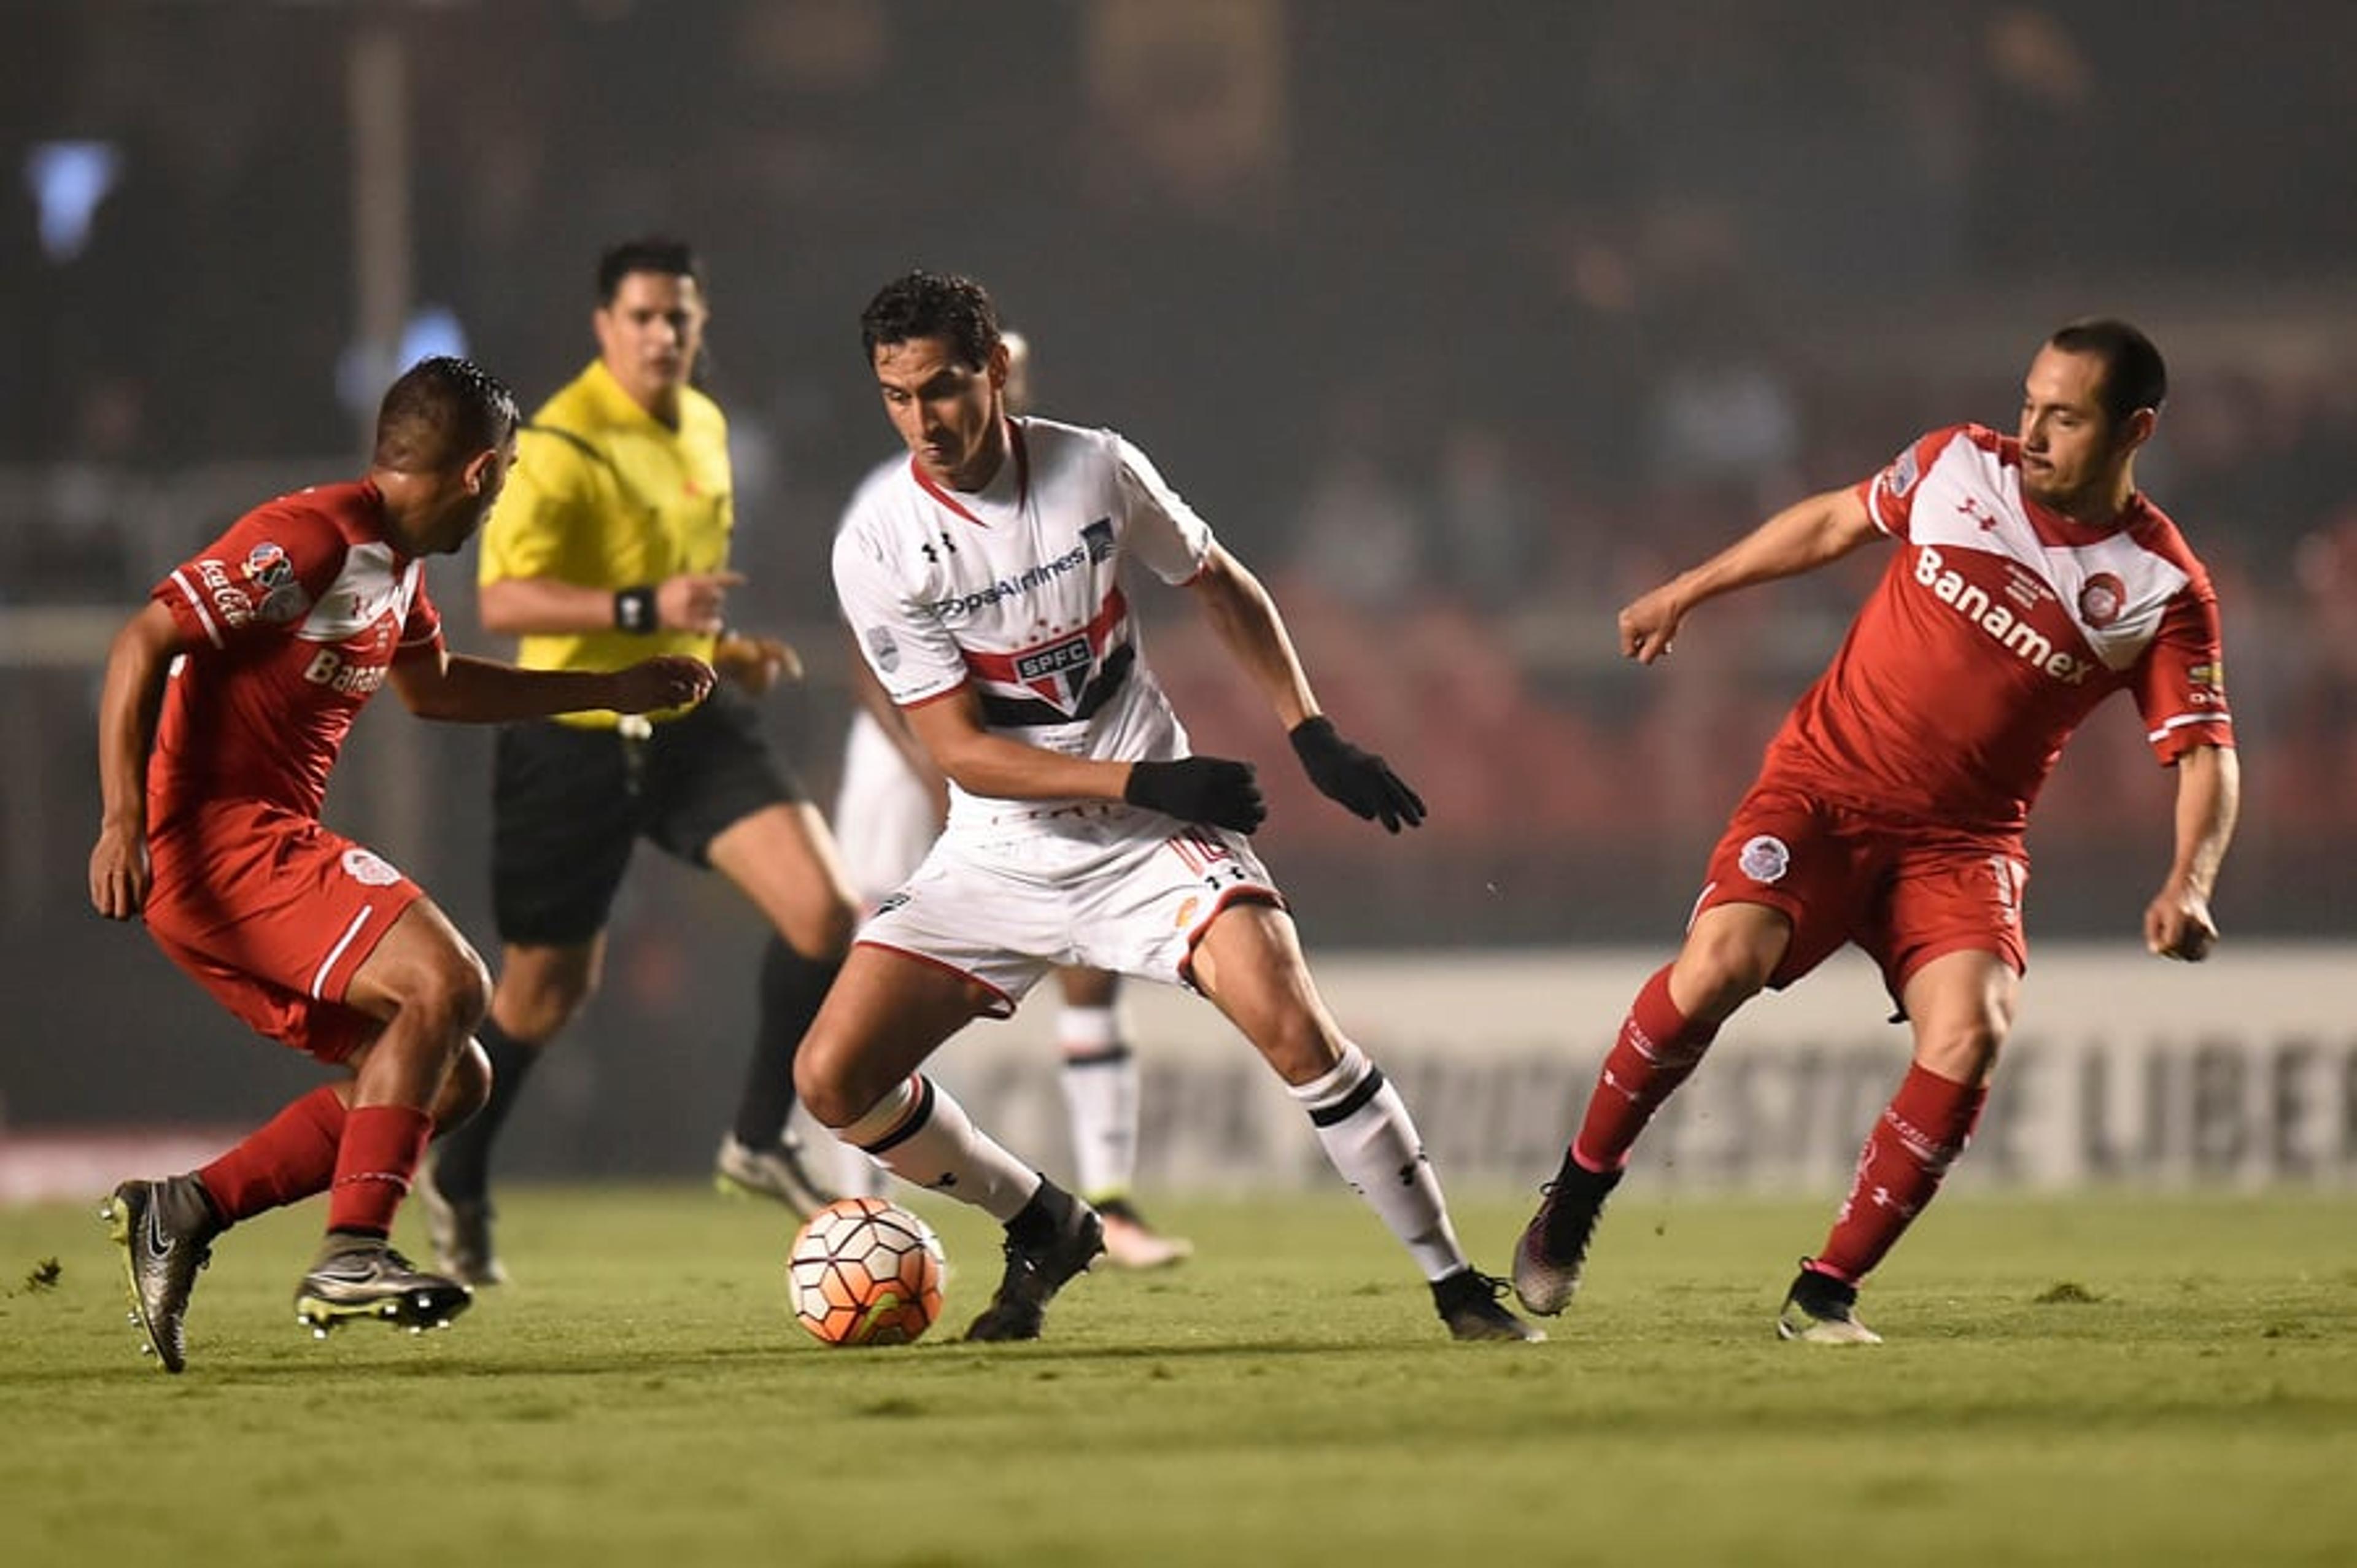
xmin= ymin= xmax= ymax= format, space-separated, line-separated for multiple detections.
xmin=1124 ymin=756 xmax=1267 ymax=834
xmin=1289 ymin=716 xmax=1426 ymax=833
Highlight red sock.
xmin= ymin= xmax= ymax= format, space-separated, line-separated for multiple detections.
xmin=1814 ymin=1063 xmax=1987 ymax=1284
xmin=325 ymin=1103 xmax=433 ymax=1238
xmin=1569 ymin=964 xmax=1720 ymax=1172
xmin=196 ymin=1085 xmax=348 ymax=1224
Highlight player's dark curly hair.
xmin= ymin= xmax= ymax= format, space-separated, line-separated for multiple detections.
xmin=373 ymin=355 xmax=521 ymax=471
xmin=860 ymin=271 xmax=1000 ymax=371
xmin=2048 ymin=317 xmax=2167 ymax=426
xmin=597 ymin=236 xmax=703 ymax=305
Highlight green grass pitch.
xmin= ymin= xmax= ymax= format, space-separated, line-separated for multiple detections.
xmin=4 ymin=1186 xmax=2354 ymax=1567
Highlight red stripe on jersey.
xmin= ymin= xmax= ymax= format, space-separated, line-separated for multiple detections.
xmin=958 ymin=585 xmax=1131 ymax=685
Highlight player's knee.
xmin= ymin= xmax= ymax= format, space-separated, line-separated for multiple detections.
xmin=435 ymin=1038 xmax=493 ymax=1130
xmin=785 ymin=897 xmax=859 ymax=963
xmin=407 ymin=946 xmax=493 ymax=1049
xmin=495 ymin=970 xmax=595 ymax=1043
xmin=1676 ymin=938 xmax=1776 ymax=1019
xmin=1916 ymin=1022 xmax=2003 ymax=1084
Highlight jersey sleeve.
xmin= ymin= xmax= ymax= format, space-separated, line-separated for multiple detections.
xmin=2130 ymin=579 xmax=2234 ymax=764
xmin=154 ymin=498 xmax=343 ymax=651
xmin=1110 ymin=433 xmax=1213 ymax=584
xmin=478 ymin=425 xmax=596 ymax=585
xmin=833 ymin=516 xmax=971 ymax=707
xmin=1857 ymin=425 xmax=1966 ymax=541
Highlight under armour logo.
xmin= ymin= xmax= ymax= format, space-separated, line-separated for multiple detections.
xmin=918 ymin=531 xmax=958 ymax=564
xmin=1957 ymin=496 xmax=1999 ymax=530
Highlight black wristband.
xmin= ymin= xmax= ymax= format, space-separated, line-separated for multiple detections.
xmin=613 ymin=585 xmax=657 ymax=633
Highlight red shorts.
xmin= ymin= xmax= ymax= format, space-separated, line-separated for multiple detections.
xmin=142 ymin=800 xmax=424 ymax=1064
xmin=1694 ymin=782 xmax=2027 ymax=997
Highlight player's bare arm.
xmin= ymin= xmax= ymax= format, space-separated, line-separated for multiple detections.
xmin=1620 ymin=485 xmax=1882 ymax=664
xmin=88 ymin=601 xmax=192 ymax=918
xmin=847 ymin=633 xmax=950 ymax=811
xmin=1182 ymin=544 xmax=1316 ymax=728
xmin=2146 ymin=743 xmax=2239 ymax=962
xmin=900 ymin=684 xmax=1134 ymax=803
xmin=479 ymin=570 xmax=745 ymax=636
xmin=897 ymin=681 xmax=1261 ymax=832
xmin=1185 ymin=543 xmax=1425 ymax=833
xmin=389 ymin=648 xmax=715 ymax=722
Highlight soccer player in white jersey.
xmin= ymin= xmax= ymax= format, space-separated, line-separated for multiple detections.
xmin=1514 ymin=319 xmax=2240 ymax=1342
xmin=831 ymin=331 xmax=1191 ymax=1270
xmin=804 ymin=269 xmax=1535 ymax=1343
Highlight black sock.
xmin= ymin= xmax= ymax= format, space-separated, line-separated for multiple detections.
xmin=429 ymin=1016 xmax=541 ymax=1203
xmin=733 ymin=936 xmax=842 ymax=1148
xmin=1004 ymin=1178 xmax=1071 ymax=1248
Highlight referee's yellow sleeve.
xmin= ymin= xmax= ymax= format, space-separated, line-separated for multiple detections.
xmin=479 ymin=428 xmax=594 ymax=587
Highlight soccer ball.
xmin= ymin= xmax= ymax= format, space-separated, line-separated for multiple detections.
xmin=786 ymin=1197 xmax=946 ymax=1347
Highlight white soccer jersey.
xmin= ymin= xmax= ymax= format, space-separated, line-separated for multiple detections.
xmin=834 ymin=417 xmax=1212 ymax=842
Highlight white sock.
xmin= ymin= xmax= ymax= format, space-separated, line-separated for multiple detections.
xmin=1288 ymin=1043 xmax=1467 ymax=1281
xmin=831 ymin=1135 xmax=891 ymax=1200
xmin=1058 ymin=1005 xmax=1137 ymax=1200
xmin=835 ymin=1076 xmax=1041 ymax=1223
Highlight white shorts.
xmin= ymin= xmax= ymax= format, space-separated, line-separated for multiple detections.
xmin=833 ymin=711 xmax=942 ymax=905
xmin=856 ymin=802 xmax=1281 ymax=1015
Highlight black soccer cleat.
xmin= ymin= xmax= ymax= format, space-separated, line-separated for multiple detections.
xmin=293 ymin=1236 xmax=473 ymax=1338
xmin=416 ymin=1153 xmax=508 ymax=1288
xmin=102 ymin=1176 xmax=222 ymax=1374
xmin=1432 ymin=1267 xmax=1546 ymax=1342
xmin=1776 ymin=1258 xmax=1883 ymax=1345
xmin=1512 ymin=1159 xmax=1623 ymax=1316
xmin=964 ymin=1187 xmax=1105 ymax=1343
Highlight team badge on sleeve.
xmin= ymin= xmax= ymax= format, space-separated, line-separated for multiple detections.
xmin=243 ymin=541 xmax=311 ymax=624
xmin=1880 ymin=446 xmax=1919 ymax=502
xmin=865 ymin=625 xmax=902 ymax=674
xmin=339 ymin=848 xmax=404 ymax=887
xmin=1738 ymin=835 xmax=1791 ymax=884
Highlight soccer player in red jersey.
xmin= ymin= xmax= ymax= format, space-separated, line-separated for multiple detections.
xmin=89 ymin=357 xmax=714 ymax=1372
xmin=1514 ymin=320 xmax=2240 ymax=1342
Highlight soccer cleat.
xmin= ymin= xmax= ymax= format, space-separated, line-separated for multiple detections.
xmin=1776 ymin=1259 xmax=1883 ymax=1345
xmin=964 ymin=1189 xmax=1105 ymax=1343
xmin=293 ymin=1236 xmax=473 ymax=1338
xmin=102 ymin=1176 xmax=221 ymax=1374
xmin=1433 ymin=1268 xmax=1546 ymax=1342
xmin=416 ymin=1154 xmax=506 ymax=1287
xmin=1511 ymin=1159 xmax=1622 ymax=1316
xmin=714 ymin=1132 xmax=841 ymax=1220
xmin=1094 ymin=1195 xmax=1194 ymax=1270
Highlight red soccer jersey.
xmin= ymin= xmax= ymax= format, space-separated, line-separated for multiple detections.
xmin=149 ymin=480 xmax=441 ymax=829
xmin=1760 ymin=423 xmax=2231 ymax=834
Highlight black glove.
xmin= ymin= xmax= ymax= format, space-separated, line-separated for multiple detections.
xmin=1123 ymin=756 xmax=1266 ymax=834
xmin=1289 ymin=716 xmax=1426 ymax=833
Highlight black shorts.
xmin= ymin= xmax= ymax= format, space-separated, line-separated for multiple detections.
xmin=490 ymin=686 xmax=805 ymax=946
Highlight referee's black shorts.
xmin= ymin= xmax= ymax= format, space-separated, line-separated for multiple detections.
xmin=490 ymin=685 xmax=807 ymax=946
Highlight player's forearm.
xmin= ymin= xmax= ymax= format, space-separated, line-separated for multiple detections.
xmin=2167 ymin=743 xmax=2240 ymax=898
xmin=404 ymin=654 xmax=634 ymax=722
xmin=1674 ymin=488 xmax=1876 ymax=608
xmin=95 ymin=608 xmax=176 ymax=831
xmin=1188 ymin=547 xmax=1317 ymax=730
xmin=478 ymin=575 xmax=629 ymax=636
xmin=926 ymin=727 xmax=1134 ymax=803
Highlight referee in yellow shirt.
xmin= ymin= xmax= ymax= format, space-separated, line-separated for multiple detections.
xmin=422 ymin=237 xmax=856 ymax=1284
